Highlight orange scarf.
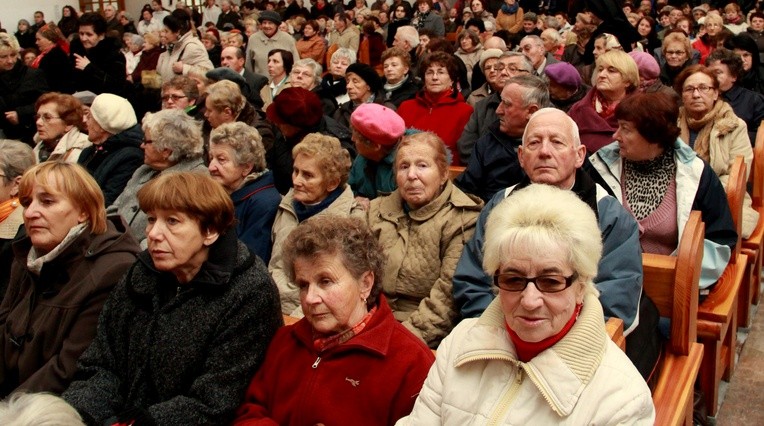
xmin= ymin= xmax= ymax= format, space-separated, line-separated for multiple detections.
xmin=0 ymin=197 xmax=20 ymax=223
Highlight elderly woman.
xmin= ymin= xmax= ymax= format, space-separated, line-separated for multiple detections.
xmin=693 ymin=12 xmax=726 ymax=64
xmin=726 ymin=34 xmax=764 ymax=94
xmin=269 ymin=133 xmax=364 ymax=316
xmin=381 ymin=47 xmax=418 ymax=109
xmin=469 ymin=0 xmax=496 ymax=27
xmin=333 ymin=62 xmax=383 ymax=128
xmin=130 ymin=31 xmax=163 ymax=84
xmin=0 ymin=33 xmax=48 ymax=143
xmin=209 ymin=122 xmax=281 ymax=263
xmin=660 ymin=32 xmax=695 ymax=86
xmin=289 ymin=58 xmax=322 ymax=91
xmin=31 ymin=24 xmax=73 ymax=94
xmin=109 ymin=109 xmax=206 ymax=246
xmin=495 ymin=0 xmax=524 ymax=34
xmin=203 ymin=81 xmax=276 ymax=153
xmin=58 ymin=6 xmax=80 ymax=38
xmin=398 ymin=184 xmax=654 ymax=424
xmin=1 ymin=162 xmax=140 ymax=397
xmin=0 ymin=141 xmax=34 ymax=294
xmin=136 ymin=7 xmax=161 ymax=35
xmin=156 ymin=9 xmax=214 ymax=84
xmin=319 ymin=47 xmax=357 ymax=115
xmin=32 ymin=93 xmax=90 ymax=163
xmin=63 ymin=172 xmax=282 ymax=424
xmin=14 ymin=20 xmax=35 ymax=51
xmin=69 ymin=13 xmax=127 ymax=96
xmin=368 ymin=132 xmax=483 ymax=347
xmin=234 ymin=215 xmax=434 ymax=425
xmin=261 ymin=49 xmax=293 ymax=109
xmin=591 ymin=91 xmax=737 ymax=292
xmin=628 ymin=51 xmax=677 ymax=97
xmin=296 ymin=20 xmax=326 ymax=63
xmin=568 ymin=49 xmax=639 ymax=153
xmin=455 ymin=30 xmax=484 ymax=85
xmin=674 ymin=64 xmax=758 ymax=238
xmin=397 ymin=52 xmax=474 ymax=165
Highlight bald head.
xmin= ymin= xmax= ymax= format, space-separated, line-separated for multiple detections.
xmin=483 ymin=36 xmax=507 ymax=51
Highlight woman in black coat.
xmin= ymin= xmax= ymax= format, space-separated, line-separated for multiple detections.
xmin=69 ymin=13 xmax=127 ymax=97
xmin=30 ymin=24 xmax=74 ymax=94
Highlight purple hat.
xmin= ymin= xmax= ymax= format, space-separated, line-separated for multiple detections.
xmin=629 ymin=51 xmax=660 ymax=80
xmin=266 ymin=87 xmax=323 ymax=128
xmin=543 ymin=62 xmax=582 ymax=90
xmin=351 ymin=104 xmax=405 ymax=147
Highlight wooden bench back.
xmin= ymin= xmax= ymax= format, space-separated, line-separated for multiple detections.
xmin=726 ymin=156 xmax=747 ymax=263
xmin=751 ymin=122 xmax=764 ymax=209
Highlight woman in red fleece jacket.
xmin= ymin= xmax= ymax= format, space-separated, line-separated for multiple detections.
xmin=397 ymin=51 xmax=473 ymax=165
xmin=233 ymin=216 xmax=435 ymax=426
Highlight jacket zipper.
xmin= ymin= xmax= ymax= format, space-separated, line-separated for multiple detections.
xmin=312 ymin=356 xmax=321 ymax=368
xmin=523 ymin=365 xmax=563 ymax=416
xmin=487 ymin=366 xmax=523 ymax=426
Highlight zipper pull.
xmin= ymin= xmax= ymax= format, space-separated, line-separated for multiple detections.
xmin=312 ymin=356 xmax=321 ymax=369
xmin=516 ymin=367 xmax=523 ymax=384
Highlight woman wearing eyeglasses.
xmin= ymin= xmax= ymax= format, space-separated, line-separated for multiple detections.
xmin=659 ymin=32 xmax=696 ymax=87
xmin=591 ymin=91 xmax=737 ymax=295
xmin=398 ymin=183 xmax=654 ymax=424
xmin=32 ymin=93 xmax=90 ymax=163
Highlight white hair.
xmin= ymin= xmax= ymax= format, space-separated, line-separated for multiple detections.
xmin=0 ymin=393 xmax=84 ymax=426
xmin=483 ymin=184 xmax=602 ymax=296
xmin=396 ymin=26 xmax=420 ymax=48
xmin=522 ymin=108 xmax=581 ymax=147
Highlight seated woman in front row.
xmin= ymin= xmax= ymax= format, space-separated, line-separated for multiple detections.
xmin=398 ymin=184 xmax=654 ymax=424
xmin=591 ymin=91 xmax=737 ymax=294
xmin=234 ymin=216 xmax=435 ymax=426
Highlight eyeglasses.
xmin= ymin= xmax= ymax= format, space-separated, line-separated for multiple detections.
xmin=161 ymin=94 xmax=188 ymax=102
xmin=665 ymin=50 xmax=687 ymax=57
xmin=142 ymin=139 xmax=153 ymax=144
xmin=682 ymin=85 xmax=715 ymax=95
xmin=493 ymin=272 xmax=578 ymax=293
xmin=34 ymin=113 xmax=62 ymax=123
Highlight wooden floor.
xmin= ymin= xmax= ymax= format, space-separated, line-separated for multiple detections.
xmin=715 ymin=279 xmax=764 ymax=425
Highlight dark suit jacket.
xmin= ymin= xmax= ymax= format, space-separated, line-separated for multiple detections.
xmin=242 ymin=69 xmax=268 ymax=109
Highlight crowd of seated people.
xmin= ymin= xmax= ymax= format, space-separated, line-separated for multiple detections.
xmin=1 ymin=0 xmax=763 ymax=423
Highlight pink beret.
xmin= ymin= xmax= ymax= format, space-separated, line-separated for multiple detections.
xmin=350 ymin=104 xmax=405 ymax=147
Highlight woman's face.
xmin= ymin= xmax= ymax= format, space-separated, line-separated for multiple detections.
xmin=613 ymin=120 xmax=660 ymax=161
xmin=395 ymin=143 xmax=446 ymax=209
xmin=79 ymin=25 xmax=104 ymax=50
xmin=295 ymin=253 xmax=372 ymax=336
xmin=383 ymin=56 xmax=409 ymax=84
xmin=498 ymin=242 xmax=583 ymax=343
xmin=204 ymin=99 xmax=234 ymax=128
xmin=394 ymin=7 xmax=406 ymax=19
xmin=345 ymin=72 xmax=372 ymax=103
xmin=161 ymin=27 xmax=180 ymax=44
xmin=63 ymin=7 xmax=71 ymax=18
xmin=593 ymin=37 xmax=607 ymax=60
xmin=146 ymin=209 xmax=218 ymax=282
xmin=22 ymin=177 xmax=88 ymax=255
xmin=460 ymin=35 xmax=474 ymax=52
xmin=208 ymin=143 xmax=251 ymax=193
xmin=292 ymin=153 xmax=338 ymax=205
xmin=471 ymin=0 xmax=484 ymax=13
xmin=202 ymin=38 xmax=215 ymax=50
xmin=35 ymin=103 xmax=71 ymax=143
xmin=706 ymin=20 xmax=722 ymax=36
xmin=676 ymin=19 xmax=690 ymax=35
xmin=267 ymin=52 xmax=286 ymax=80
xmin=0 ymin=47 xmax=18 ymax=72
xmin=290 ymin=65 xmax=318 ymax=90
xmin=424 ymin=64 xmax=453 ymax=94
xmin=595 ymin=64 xmax=629 ymax=98
xmin=143 ymin=10 xmax=152 ymax=21
xmin=637 ymin=19 xmax=652 ymax=37
xmin=141 ymin=129 xmax=173 ymax=170
xmin=303 ymin=23 xmax=316 ymax=38
xmin=664 ymin=42 xmax=688 ymax=68
xmin=419 ymin=34 xmax=431 ymax=48
xmin=734 ymin=48 xmax=753 ymax=72
xmin=681 ymin=72 xmax=718 ymax=117
xmin=330 ymin=56 xmax=351 ymax=77
xmin=18 ymin=21 xmax=28 ymax=32
xmin=505 ymin=0 xmax=516 ymax=5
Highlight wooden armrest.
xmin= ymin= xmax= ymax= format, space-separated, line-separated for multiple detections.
xmin=606 ymin=317 xmax=625 ymax=352
xmin=282 ymin=314 xmax=300 ymax=326
xmin=448 ymin=165 xmax=465 ymax=181
xmin=652 ymin=343 xmax=704 ymax=426
xmin=698 ymin=254 xmax=747 ymax=324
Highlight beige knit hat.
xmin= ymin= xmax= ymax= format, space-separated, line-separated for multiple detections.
xmin=89 ymin=93 xmax=137 ymax=135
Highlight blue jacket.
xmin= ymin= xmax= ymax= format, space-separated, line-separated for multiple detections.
xmin=348 ymin=149 xmax=396 ymax=199
xmin=453 ymin=169 xmax=643 ymax=337
xmin=232 ymin=171 xmax=281 ymax=264
xmin=723 ymin=85 xmax=764 ymax=146
xmin=590 ymin=139 xmax=737 ymax=289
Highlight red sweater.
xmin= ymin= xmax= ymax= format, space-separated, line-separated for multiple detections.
xmin=233 ymin=297 xmax=435 ymax=426
xmin=397 ymin=90 xmax=473 ymax=166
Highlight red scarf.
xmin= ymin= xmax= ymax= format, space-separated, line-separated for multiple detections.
xmin=313 ymin=306 xmax=377 ymax=353
xmin=506 ymin=304 xmax=583 ymax=362
xmin=593 ymin=90 xmax=620 ymax=119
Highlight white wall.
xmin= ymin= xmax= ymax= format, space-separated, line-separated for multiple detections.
xmin=2 ymin=0 xmax=124 ymax=31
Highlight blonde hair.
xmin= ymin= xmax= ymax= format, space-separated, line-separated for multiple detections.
xmin=292 ymin=133 xmax=352 ymax=187
xmin=205 ymin=80 xmax=245 ymax=116
xmin=0 ymin=392 xmax=84 ymax=426
xmin=595 ymin=50 xmax=640 ymax=91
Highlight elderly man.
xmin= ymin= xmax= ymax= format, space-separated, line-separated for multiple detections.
xmin=202 ymin=0 xmax=222 ymax=26
xmin=393 ymin=26 xmax=420 ymax=67
xmin=103 ymin=4 xmax=123 ymax=36
xmin=458 ymin=52 xmax=534 ymax=163
xmin=454 ymin=75 xmax=549 ymax=202
xmin=221 ymin=46 xmax=268 ymax=108
xmin=245 ymin=11 xmax=299 ymax=75
xmin=217 ymin=0 xmax=242 ymax=31
xmin=329 ymin=12 xmax=360 ymax=52
xmin=453 ymin=108 xmax=659 ymax=380
xmin=519 ymin=35 xmax=559 ymax=76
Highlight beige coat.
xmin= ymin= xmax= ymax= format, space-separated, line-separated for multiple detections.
xmin=495 ymin=8 xmax=524 ymax=33
xmin=32 ymin=127 xmax=91 ymax=163
xmin=155 ymin=31 xmax=214 ymax=83
xmin=259 ymin=79 xmax=292 ymax=111
xmin=328 ymin=27 xmax=360 ymax=52
xmin=268 ymin=185 xmax=365 ymax=316
xmin=367 ymin=180 xmax=483 ymax=348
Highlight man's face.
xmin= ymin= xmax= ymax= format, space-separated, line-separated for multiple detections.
xmin=522 ymin=20 xmax=535 ymax=33
xmin=669 ymin=9 xmax=683 ymax=25
xmin=518 ymin=110 xmax=586 ymax=189
xmin=220 ymin=47 xmax=245 ymax=72
xmin=496 ymin=55 xmax=530 ymax=87
xmin=104 ymin=6 xmax=116 ymax=20
xmin=496 ymin=83 xmax=535 ymax=137
xmin=519 ymin=39 xmax=545 ymax=68
xmin=335 ymin=16 xmax=346 ymax=32
xmin=707 ymin=60 xmax=736 ymax=92
xmin=393 ymin=33 xmax=410 ymax=51
xmin=34 ymin=13 xmax=44 ymax=25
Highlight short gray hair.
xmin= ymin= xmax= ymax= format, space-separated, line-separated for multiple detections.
xmin=502 ymin=52 xmax=534 ymax=73
xmin=0 ymin=140 xmax=34 ymax=182
xmin=521 ymin=34 xmax=544 ymax=48
xmin=293 ymin=58 xmax=323 ymax=84
xmin=396 ymin=26 xmax=419 ymax=48
xmin=505 ymin=74 xmax=552 ymax=108
xmin=0 ymin=392 xmax=84 ymax=426
xmin=142 ymin=110 xmax=204 ymax=163
xmin=331 ymin=47 xmax=357 ymax=65
xmin=210 ymin=122 xmax=266 ymax=172
xmin=128 ymin=33 xmax=144 ymax=49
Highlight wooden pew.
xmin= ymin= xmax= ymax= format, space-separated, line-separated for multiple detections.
xmin=605 ymin=317 xmax=626 ymax=352
xmin=643 ymin=211 xmax=705 ymax=426
xmin=283 ymin=314 xmax=300 ymax=326
xmin=448 ymin=165 xmax=465 ymax=181
xmin=696 ymin=156 xmax=748 ymax=416
xmin=740 ymin=122 xmax=764 ymax=323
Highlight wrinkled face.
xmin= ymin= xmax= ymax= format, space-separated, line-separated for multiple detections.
xmin=0 ymin=173 xmax=19 ymax=203
xmin=383 ymin=56 xmax=409 ymax=84
xmin=706 ymin=20 xmax=722 ymax=36
xmin=498 ymin=56 xmax=531 ymax=85
xmin=0 ymin=48 xmax=18 ymax=72
xmin=752 ymin=17 xmax=764 ymax=32
xmin=35 ymin=32 xmax=55 ymax=51
xmin=496 ymin=83 xmax=533 ymax=136
xmin=681 ymin=72 xmax=719 ymax=117
xmin=483 ymin=57 xmax=502 ymax=88
xmin=290 ymin=65 xmax=318 ymax=90
xmin=267 ymin=52 xmax=286 ymax=79
xmin=79 ymin=25 xmax=104 ymax=49
xmin=393 ymin=33 xmax=410 ymax=50
xmin=614 ymin=120 xmax=658 ymax=161
xmin=460 ymin=35 xmax=474 ymax=51
xmin=161 ymin=88 xmax=192 ymax=110
xmin=637 ymin=19 xmax=652 ymax=37
xmin=146 ymin=209 xmax=217 ymax=280
xmin=104 ymin=6 xmax=116 ymax=20
xmin=593 ymin=37 xmax=608 ymax=60
xmin=161 ymin=27 xmax=180 ymax=44
xmin=595 ymin=63 xmax=629 ymax=96
xmin=18 ymin=22 xmax=29 ymax=32
xmin=346 ymin=72 xmax=372 ymax=103
xmin=676 ymin=19 xmax=690 ymax=34
xmin=471 ymin=0 xmax=484 ymax=13
xmin=693 ymin=10 xmax=706 ymax=22
xmin=35 ymin=103 xmax=71 ymax=142
xmin=518 ymin=112 xmax=585 ymax=189
xmin=295 ymin=253 xmax=372 ymax=336
xmin=669 ymin=9 xmax=683 ymax=25
xmin=424 ymin=64 xmax=453 ymax=94
xmin=540 ymin=33 xmax=557 ymax=52
xmin=22 ymin=177 xmax=87 ymax=255
xmin=330 ymin=56 xmax=350 ymax=77
xmin=261 ymin=20 xmax=278 ymax=37
xmin=664 ymin=41 xmax=688 ymax=68
xmin=221 ymin=47 xmax=245 ymax=72
xmin=202 ymin=37 xmax=215 ymax=50
xmin=707 ymin=60 xmax=735 ymax=92
xmin=204 ymin=99 xmax=234 ymax=129
xmin=141 ymin=129 xmax=172 ymax=170
xmin=86 ymin=113 xmax=110 ymax=144
xmin=334 ymin=16 xmax=346 ymax=32
xmin=292 ymin=154 xmax=337 ymax=205
xmin=734 ymin=48 xmax=753 ymax=72
xmin=498 ymin=242 xmax=583 ymax=343
xmin=208 ymin=143 xmax=251 ymax=192
xmin=520 ymin=39 xmax=545 ymax=67
xmin=395 ymin=143 xmax=447 ymax=210
xmin=420 ymin=34 xmax=431 ymax=48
